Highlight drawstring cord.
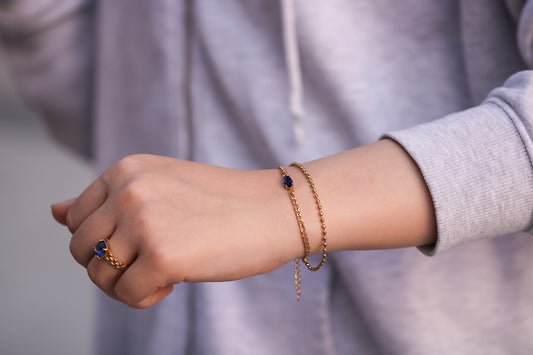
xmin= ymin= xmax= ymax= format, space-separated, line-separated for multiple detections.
xmin=281 ymin=0 xmax=305 ymax=148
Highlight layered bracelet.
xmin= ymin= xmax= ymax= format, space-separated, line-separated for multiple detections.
xmin=278 ymin=162 xmax=328 ymax=301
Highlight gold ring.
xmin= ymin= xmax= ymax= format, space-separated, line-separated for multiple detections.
xmin=94 ymin=239 xmax=128 ymax=270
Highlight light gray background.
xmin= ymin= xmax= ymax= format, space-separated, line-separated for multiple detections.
xmin=0 ymin=51 xmax=95 ymax=355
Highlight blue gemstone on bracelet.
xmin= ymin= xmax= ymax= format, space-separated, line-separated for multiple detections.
xmin=95 ymin=240 xmax=107 ymax=257
xmin=283 ymin=175 xmax=293 ymax=188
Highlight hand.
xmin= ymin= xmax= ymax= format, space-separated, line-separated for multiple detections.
xmin=52 ymin=154 xmax=299 ymax=308
xmin=52 ymin=141 xmax=436 ymax=308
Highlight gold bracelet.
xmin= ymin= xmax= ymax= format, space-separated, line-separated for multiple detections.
xmin=290 ymin=162 xmax=328 ymax=272
xmin=278 ymin=163 xmax=328 ymax=300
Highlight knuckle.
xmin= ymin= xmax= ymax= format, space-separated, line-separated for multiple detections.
xmin=104 ymin=154 xmax=144 ymax=184
xmin=69 ymin=237 xmax=84 ymax=265
xmin=66 ymin=211 xmax=75 ymax=233
xmin=114 ymin=284 xmax=140 ymax=308
xmin=67 ymin=222 xmax=77 ymax=234
xmin=66 ymin=207 xmax=82 ymax=234
xmin=113 ymin=156 xmax=136 ymax=176
xmin=113 ymin=287 xmax=128 ymax=304
xmin=146 ymin=242 xmax=173 ymax=272
xmin=118 ymin=180 xmax=147 ymax=208
xmin=86 ymin=262 xmax=102 ymax=286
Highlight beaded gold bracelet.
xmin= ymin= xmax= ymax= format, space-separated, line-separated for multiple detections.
xmin=278 ymin=163 xmax=328 ymax=300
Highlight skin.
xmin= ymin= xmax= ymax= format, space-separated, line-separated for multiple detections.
xmin=51 ymin=138 xmax=436 ymax=309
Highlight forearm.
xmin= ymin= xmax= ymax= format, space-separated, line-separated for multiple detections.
xmin=53 ymin=141 xmax=437 ymax=307
xmin=279 ymin=139 xmax=436 ymax=258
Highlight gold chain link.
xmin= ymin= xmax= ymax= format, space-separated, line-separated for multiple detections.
xmin=290 ymin=162 xmax=328 ymax=272
xmin=278 ymin=163 xmax=328 ymax=300
xmin=96 ymin=239 xmax=128 ymax=270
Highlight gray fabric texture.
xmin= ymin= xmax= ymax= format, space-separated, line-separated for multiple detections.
xmin=2 ymin=0 xmax=533 ymax=354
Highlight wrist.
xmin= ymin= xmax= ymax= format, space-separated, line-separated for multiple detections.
xmin=257 ymin=168 xmax=308 ymax=263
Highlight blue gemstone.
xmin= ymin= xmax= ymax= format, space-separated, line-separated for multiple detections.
xmin=283 ymin=175 xmax=293 ymax=188
xmin=95 ymin=240 xmax=107 ymax=257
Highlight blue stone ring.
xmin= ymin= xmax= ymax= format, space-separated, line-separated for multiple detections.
xmin=94 ymin=239 xmax=128 ymax=270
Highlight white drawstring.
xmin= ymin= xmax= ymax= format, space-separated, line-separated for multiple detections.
xmin=281 ymin=0 xmax=305 ymax=148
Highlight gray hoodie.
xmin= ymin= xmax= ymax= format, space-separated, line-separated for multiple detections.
xmin=2 ymin=0 xmax=533 ymax=354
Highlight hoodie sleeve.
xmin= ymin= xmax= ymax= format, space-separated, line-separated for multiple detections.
xmin=383 ymin=0 xmax=533 ymax=255
xmin=0 ymin=0 xmax=95 ymax=158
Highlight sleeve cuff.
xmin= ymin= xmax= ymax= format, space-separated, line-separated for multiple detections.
xmin=382 ymin=103 xmax=533 ymax=256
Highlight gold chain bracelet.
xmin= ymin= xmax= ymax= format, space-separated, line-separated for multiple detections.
xmin=290 ymin=162 xmax=328 ymax=271
xmin=278 ymin=163 xmax=328 ymax=300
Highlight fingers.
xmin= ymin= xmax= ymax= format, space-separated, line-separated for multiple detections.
xmin=66 ymin=177 xmax=108 ymax=233
xmin=59 ymin=155 xmax=180 ymax=309
xmin=51 ymin=198 xmax=76 ymax=225
xmin=114 ymin=255 xmax=172 ymax=308
xmin=88 ymin=248 xmax=173 ymax=308
xmin=86 ymin=231 xmax=138 ymax=300
xmin=71 ymin=198 xmax=167 ymax=308
xmin=70 ymin=204 xmax=116 ymax=267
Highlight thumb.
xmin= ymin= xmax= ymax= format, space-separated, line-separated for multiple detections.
xmin=51 ymin=198 xmax=76 ymax=226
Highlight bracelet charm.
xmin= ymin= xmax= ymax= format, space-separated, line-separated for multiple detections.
xmin=278 ymin=163 xmax=328 ymax=301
